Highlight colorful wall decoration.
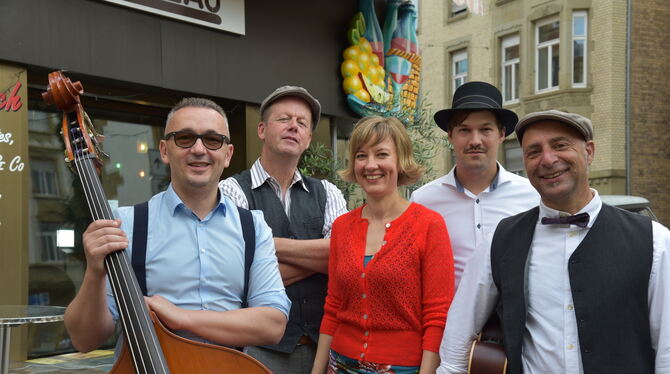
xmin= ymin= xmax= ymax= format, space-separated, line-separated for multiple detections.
xmin=341 ymin=0 xmax=421 ymax=122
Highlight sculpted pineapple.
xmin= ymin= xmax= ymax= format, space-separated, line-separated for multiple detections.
xmin=341 ymin=13 xmax=390 ymax=105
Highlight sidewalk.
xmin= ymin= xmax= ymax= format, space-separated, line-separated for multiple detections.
xmin=10 ymin=350 xmax=114 ymax=373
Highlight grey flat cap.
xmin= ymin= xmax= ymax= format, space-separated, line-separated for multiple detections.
xmin=515 ymin=110 xmax=593 ymax=143
xmin=260 ymin=86 xmax=321 ymax=130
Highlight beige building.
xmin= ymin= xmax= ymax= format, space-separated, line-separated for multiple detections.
xmin=418 ymin=0 xmax=670 ymax=223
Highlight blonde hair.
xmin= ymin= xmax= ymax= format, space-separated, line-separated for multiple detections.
xmin=339 ymin=116 xmax=424 ymax=186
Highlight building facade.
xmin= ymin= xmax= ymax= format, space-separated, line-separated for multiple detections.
xmin=419 ymin=0 xmax=669 ymax=223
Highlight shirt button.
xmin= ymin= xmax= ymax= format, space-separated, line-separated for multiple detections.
xmin=360 ymin=353 xmax=365 ymax=358
xmin=477 ymin=223 xmax=481 ymax=229
xmin=362 ymin=293 xmax=366 ymax=299
xmin=567 ymin=344 xmax=574 ymax=350
xmin=361 ymin=273 xmax=365 ymax=278
xmin=363 ymin=314 xmax=368 ymax=319
xmin=567 ymin=305 xmax=574 ymax=310
xmin=201 ymin=248 xmax=206 ymax=253
xmin=203 ymin=304 xmax=208 ymax=309
xmin=476 ymin=199 xmax=480 ymax=203
xmin=363 ymin=343 xmax=368 ymax=348
xmin=385 ymin=222 xmax=391 ymax=228
xmin=381 ymin=240 xmax=387 ymax=246
xmin=364 ymin=331 xmax=369 ymax=336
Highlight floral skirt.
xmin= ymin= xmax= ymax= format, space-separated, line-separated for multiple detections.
xmin=327 ymin=350 xmax=420 ymax=374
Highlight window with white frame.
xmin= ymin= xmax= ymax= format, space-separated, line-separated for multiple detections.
xmin=31 ymin=159 xmax=60 ymax=197
xmin=572 ymin=11 xmax=588 ymax=87
xmin=504 ymin=140 xmax=525 ymax=176
xmin=452 ymin=50 xmax=468 ymax=93
xmin=38 ymin=223 xmax=66 ymax=263
xmin=502 ymin=34 xmax=520 ymax=103
xmin=535 ymin=17 xmax=560 ymax=92
xmin=451 ymin=1 xmax=468 ymax=17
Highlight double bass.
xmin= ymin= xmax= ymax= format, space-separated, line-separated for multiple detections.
xmin=43 ymin=71 xmax=271 ymax=374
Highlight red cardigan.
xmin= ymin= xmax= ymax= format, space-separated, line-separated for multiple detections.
xmin=320 ymin=203 xmax=455 ymax=366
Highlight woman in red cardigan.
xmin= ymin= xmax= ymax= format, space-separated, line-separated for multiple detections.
xmin=311 ymin=116 xmax=455 ymax=374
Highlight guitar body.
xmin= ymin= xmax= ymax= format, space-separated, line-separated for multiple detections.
xmin=467 ymin=314 xmax=507 ymax=374
xmin=110 ymin=313 xmax=271 ymax=374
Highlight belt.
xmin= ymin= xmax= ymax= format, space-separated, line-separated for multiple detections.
xmin=298 ymin=335 xmax=314 ymax=345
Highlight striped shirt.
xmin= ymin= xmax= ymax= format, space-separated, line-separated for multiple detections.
xmin=219 ymin=158 xmax=347 ymax=238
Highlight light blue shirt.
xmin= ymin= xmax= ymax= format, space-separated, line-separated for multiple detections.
xmin=106 ymin=184 xmax=290 ymax=342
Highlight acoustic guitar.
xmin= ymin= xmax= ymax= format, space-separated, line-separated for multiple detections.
xmin=43 ymin=71 xmax=270 ymax=374
xmin=467 ymin=314 xmax=507 ymax=374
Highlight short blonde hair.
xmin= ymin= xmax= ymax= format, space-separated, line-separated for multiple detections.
xmin=339 ymin=116 xmax=424 ymax=186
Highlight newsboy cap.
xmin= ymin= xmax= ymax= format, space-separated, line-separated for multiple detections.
xmin=260 ymin=86 xmax=321 ymax=130
xmin=515 ymin=110 xmax=593 ymax=143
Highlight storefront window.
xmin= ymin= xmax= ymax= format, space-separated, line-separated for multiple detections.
xmin=27 ymin=108 xmax=165 ymax=357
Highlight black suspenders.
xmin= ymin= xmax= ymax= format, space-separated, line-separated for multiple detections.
xmin=131 ymin=201 xmax=256 ymax=307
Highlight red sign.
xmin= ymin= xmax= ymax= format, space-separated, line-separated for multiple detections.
xmin=0 ymin=82 xmax=23 ymax=112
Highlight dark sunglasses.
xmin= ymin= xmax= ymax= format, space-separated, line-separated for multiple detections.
xmin=164 ymin=131 xmax=230 ymax=150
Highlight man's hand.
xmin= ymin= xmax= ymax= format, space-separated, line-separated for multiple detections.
xmin=145 ymin=295 xmax=191 ymax=331
xmin=82 ymin=219 xmax=128 ymax=277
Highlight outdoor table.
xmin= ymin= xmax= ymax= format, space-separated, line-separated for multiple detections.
xmin=0 ymin=305 xmax=66 ymax=374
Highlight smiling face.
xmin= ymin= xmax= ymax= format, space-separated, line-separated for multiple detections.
xmin=521 ymin=120 xmax=595 ymax=213
xmin=258 ymin=96 xmax=313 ymax=159
xmin=160 ymin=106 xmax=233 ymax=196
xmin=353 ymin=137 xmax=400 ymax=199
xmin=448 ymin=110 xmax=505 ymax=174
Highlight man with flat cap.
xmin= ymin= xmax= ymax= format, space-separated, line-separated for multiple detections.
xmin=437 ymin=110 xmax=670 ymax=373
xmin=220 ymin=86 xmax=347 ymax=373
xmin=410 ymin=81 xmax=538 ymax=288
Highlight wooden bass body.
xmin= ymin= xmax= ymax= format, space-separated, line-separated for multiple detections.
xmin=110 ymin=313 xmax=271 ymax=374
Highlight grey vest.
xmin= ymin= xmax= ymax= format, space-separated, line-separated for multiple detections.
xmin=490 ymin=204 xmax=654 ymax=374
xmin=233 ymin=169 xmax=327 ymax=353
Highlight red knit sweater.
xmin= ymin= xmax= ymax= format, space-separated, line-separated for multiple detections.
xmin=320 ymin=202 xmax=455 ymax=366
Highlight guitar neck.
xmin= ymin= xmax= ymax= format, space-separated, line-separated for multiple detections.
xmin=70 ymin=114 xmax=171 ymax=374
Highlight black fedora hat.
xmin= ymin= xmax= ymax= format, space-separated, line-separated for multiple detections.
xmin=434 ymin=81 xmax=518 ymax=136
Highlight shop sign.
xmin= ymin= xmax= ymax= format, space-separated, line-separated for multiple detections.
xmin=101 ymin=0 xmax=245 ymax=35
xmin=0 ymin=81 xmax=24 ymax=173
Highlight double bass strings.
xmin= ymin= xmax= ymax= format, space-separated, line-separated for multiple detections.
xmin=69 ymin=109 xmax=169 ymax=374
xmin=70 ymin=117 xmax=153 ymax=373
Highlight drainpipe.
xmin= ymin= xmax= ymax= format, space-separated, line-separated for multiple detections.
xmin=625 ymin=0 xmax=632 ymax=194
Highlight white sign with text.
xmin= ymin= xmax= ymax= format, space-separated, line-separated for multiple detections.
xmin=101 ymin=0 xmax=245 ymax=34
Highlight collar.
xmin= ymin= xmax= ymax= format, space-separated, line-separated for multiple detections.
xmin=538 ymin=188 xmax=602 ymax=228
xmin=250 ymin=158 xmax=309 ymax=192
xmin=444 ymin=162 xmax=511 ymax=193
xmin=164 ymin=183 xmax=227 ymax=217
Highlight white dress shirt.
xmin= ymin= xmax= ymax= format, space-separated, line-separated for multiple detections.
xmin=437 ymin=190 xmax=670 ymax=373
xmin=410 ymin=163 xmax=539 ymax=287
xmin=219 ymin=158 xmax=348 ymax=238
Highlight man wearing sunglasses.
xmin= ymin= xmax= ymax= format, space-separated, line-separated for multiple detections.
xmin=65 ymin=98 xmax=291 ymax=355
xmin=220 ymin=86 xmax=347 ymax=374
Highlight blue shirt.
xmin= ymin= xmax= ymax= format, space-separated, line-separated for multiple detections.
xmin=106 ymin=184 xmax=291 ymax=342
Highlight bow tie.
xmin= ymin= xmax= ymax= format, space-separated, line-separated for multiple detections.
xmin=541 ymin=212 xmax=590 ymax=228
